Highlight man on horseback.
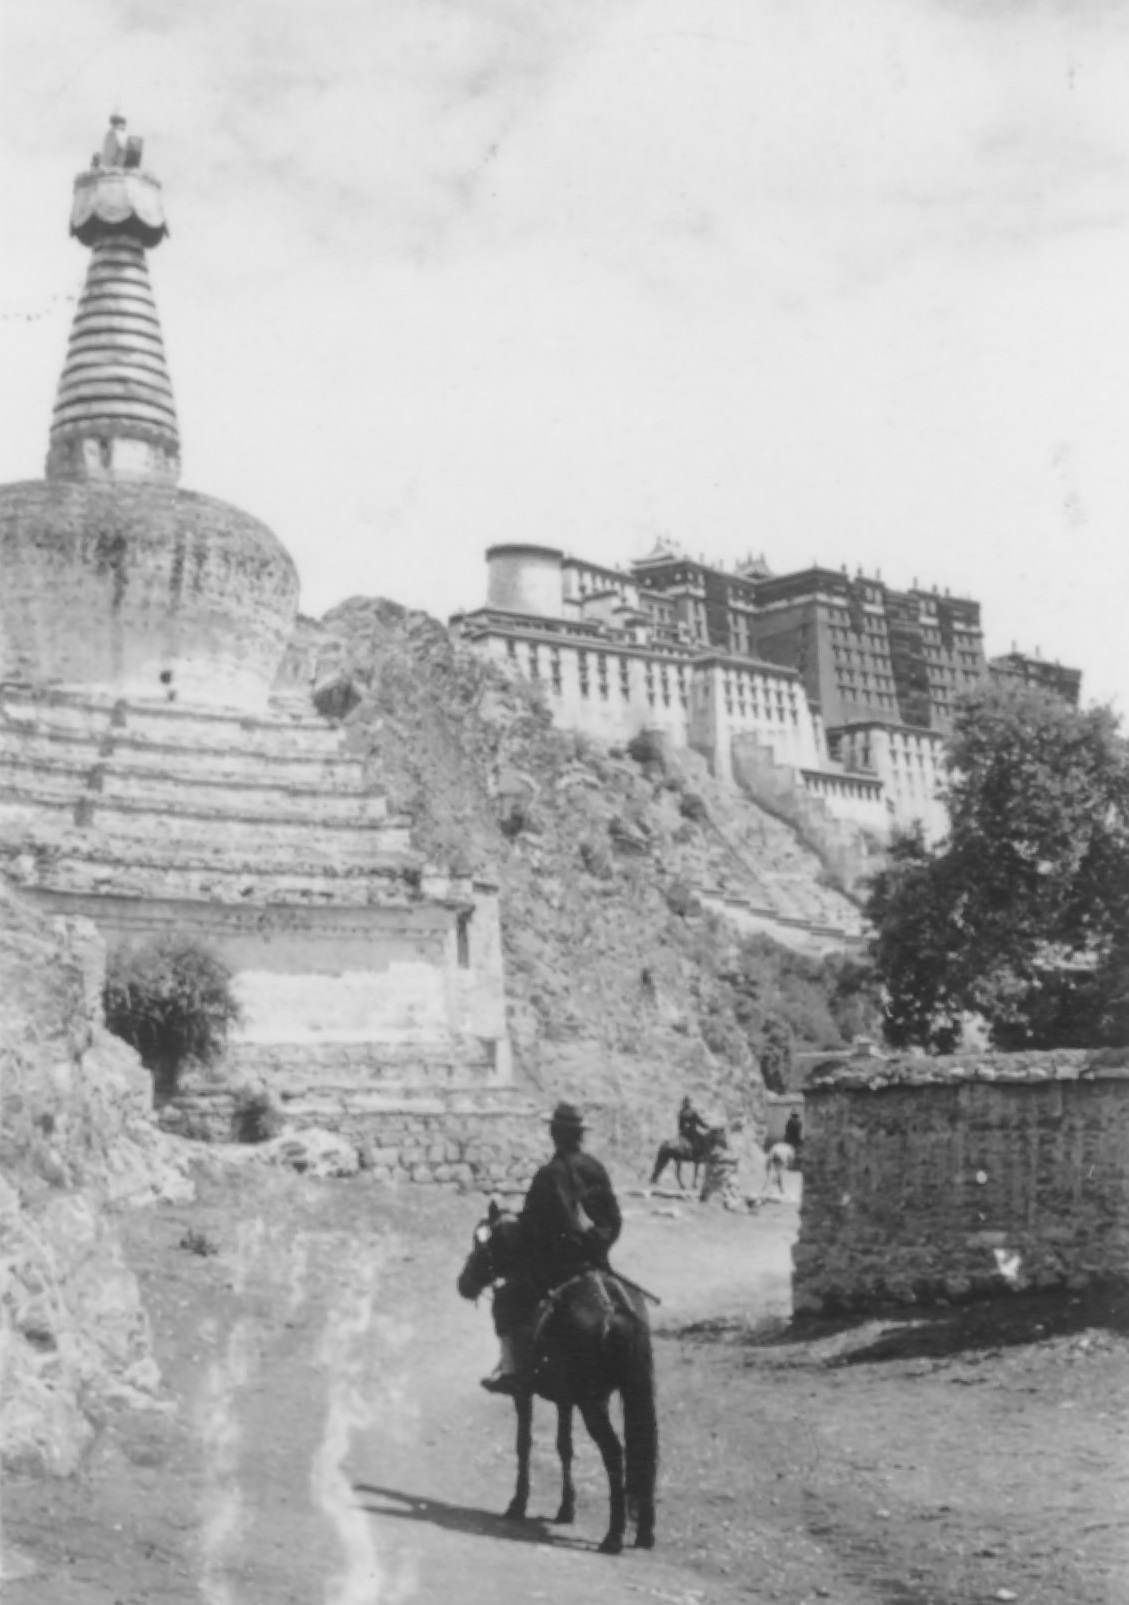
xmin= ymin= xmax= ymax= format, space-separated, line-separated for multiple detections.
xmin=649 ymin=1095 xmax=715 ymax=1189
xmin=678 ymin=1095 xmax=710 ymax=1147
xmin=458 ymin=1113 xmax=657 ymax=1553
xmin=482 ymin=1100 xmax=622 ymax=1395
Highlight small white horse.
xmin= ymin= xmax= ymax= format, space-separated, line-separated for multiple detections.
xmin=761 ymin=1141 xmax=796 ymax=1199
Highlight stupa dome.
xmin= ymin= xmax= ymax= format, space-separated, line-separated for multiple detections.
xmin=0 ymin=116 xmax=299 ymax=713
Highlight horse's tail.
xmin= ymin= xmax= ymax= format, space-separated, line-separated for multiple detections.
xmin=619 ymin=1323 xmax=658 ymax=1523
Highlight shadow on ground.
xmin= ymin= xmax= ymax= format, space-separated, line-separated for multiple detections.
xmin=354 ymin=1483 xmax=594 ymax=1552
xmin=665 ymin=1279 xmax=1129 ymax=1366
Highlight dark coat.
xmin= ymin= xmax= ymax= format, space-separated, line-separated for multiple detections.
xmin=678 ymin=1104 xmax=710 ymax=1144
xmin=518 ymin=1147 xmax=622 ymax=1290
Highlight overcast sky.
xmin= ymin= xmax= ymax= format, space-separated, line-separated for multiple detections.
xmin=2 ymin=0 xmax=1129 ymax=708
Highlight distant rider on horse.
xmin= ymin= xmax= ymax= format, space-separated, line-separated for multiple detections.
xmin=482 ymin=1101 xmax=622 ymax=1395
xmin=678 ymin=1095 xmax=710 ymax=1147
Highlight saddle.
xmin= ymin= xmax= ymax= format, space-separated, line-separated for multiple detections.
xmin=525 ymin=1269 xmax=642 ymax=1395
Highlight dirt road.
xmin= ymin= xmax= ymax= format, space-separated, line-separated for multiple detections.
xmin=4 ymin=1165 xmax=1127 ymax=1604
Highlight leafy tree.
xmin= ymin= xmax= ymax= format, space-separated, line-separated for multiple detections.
xmin=102 ymin=936 xmax=243 ymax=1100
xmin=822 ymin=952 xmax=884 ymax=1044
xmin=867 ymin=683 xmax=1129 ymax=1050
xmin=707 ymin=932 xmax=880 ymax=1076
xmin=756 ymin=1014 xmax=794 ymax=1093
xmin=867 ymin=826 xmax=966 ymax=1051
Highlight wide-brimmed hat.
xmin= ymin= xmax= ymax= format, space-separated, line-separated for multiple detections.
xmin=546 ymin=1101 xmax=587 ymax=1131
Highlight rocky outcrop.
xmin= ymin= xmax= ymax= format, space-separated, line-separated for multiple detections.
xmin=286 ymin=599 xmax=866 ymax=1154
xmin=0 ymin=885 xmax=193 ymax=1475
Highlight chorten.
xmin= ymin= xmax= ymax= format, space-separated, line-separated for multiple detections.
xmin=0 ymin=115 xmax=299 ymax=712
xmin=0 ymin=116 xmax=520 ymax=1181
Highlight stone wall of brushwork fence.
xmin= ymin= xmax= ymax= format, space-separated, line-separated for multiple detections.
xmin=793 ymin=1051 xmax=1129 ymax=1312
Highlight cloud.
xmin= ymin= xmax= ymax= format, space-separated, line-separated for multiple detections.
xmin=5 ymin=0 xmax=1129 ymax=709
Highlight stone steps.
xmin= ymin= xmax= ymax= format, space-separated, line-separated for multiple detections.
xmin=0 ymin=721 xmax=368 ymax=788
xmin=0 ymin=683 xmax=345 ymax=757
xmin=3 ymin=850 xmax=424 ymax=903
xmin=229 ymin=1037 xmax=496 ymax=1067
xmin=0 ymin=789 xmax=412 ymax=862
xmin=0 ymin=754 xmax=388 ymax=821
xmin=94 ymin=767 xmax=386 ymax=822
xmin=0 ymin=751 xmax=388 ymax=824
xmin=756 ymin=873 xmax=820 ymax=921
xmin=173 ymin=1074 xmax=532 ymax=1121
xmin=228 ymin=1041 xmax=500 ymax=1095
xmin=280 ymin=1086 xmax=525 ymax=1118
xmin=271 ymin=1065 xmax=503 ymax=1097
xmin=696 ymin=885 xmax=866 ymax=948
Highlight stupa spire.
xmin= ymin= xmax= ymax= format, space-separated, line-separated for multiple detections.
xmin=46 ymin=114 xmax=179 ymax=484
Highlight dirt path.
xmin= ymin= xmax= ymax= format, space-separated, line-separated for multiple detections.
xmin=350 ymin=1184 xmax=800 ymax=1605
xmin=4 ymin=1165 xmax=1127 ymax=1605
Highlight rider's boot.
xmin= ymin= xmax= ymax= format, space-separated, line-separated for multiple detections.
xmin=481 ymin=1333 xmax=523 ymax=1395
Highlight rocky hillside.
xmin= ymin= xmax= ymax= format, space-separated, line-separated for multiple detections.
xmin=282 ymin=599 xmax=870 ymax=1154
xmin=0 ymin=887 xmax=193 ymax=1475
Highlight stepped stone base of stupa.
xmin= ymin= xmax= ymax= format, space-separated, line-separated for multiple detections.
xmin=0 ymin=683 xmax=518 ymax=1165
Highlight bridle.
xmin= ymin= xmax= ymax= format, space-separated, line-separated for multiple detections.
xmin=471 ymin=1219 xmax=498 ymax=1276
xmin=466 ymin=1215 xmax=512 ymax=1298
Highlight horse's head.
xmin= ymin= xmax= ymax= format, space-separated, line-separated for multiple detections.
xmin=456 ymin=1198 xmax=522 ymax=1300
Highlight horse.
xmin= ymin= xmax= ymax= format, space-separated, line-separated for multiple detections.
xmin=761 ymin=1140 xmax=796 ymax=1198
xmin=649 ymin=1124 xmax=721 ymax=1191
xmin=456 ymin=1206 xmax=658 ymax=1555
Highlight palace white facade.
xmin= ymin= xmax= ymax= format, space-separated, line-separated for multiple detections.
xmin=452 ymin=543 xmax=952 ymax=844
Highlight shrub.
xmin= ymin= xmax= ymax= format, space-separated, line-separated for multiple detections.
xmin=231 ymin=1081 xmax=285 ymax=1144
xmin=755 ymin=1014 xmax=794 ymax=1093
xmin=102 ymin=936 xmax=242 ymax=1102
xmin=499 ymin=800 xmax=528 ymax=838
xmin=626 ymin=730 xmax=666 ymax=770
xmin=579 ymin=839 xmax=613 ymax=879
xmin=664 ymin=879 xmax=701 ymax=918
xmin=679 ymin=790 xmax=708 ymax=823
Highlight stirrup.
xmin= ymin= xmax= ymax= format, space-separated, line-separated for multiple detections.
xmin=480 ymin=1370 xmax=523 ymax=1395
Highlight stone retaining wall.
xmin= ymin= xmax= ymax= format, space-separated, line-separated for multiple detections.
xmin=793 ymin=1050 xmax=1129 ymax=1313
xmin=161 ymin=1074 xmax=544 ymax=1193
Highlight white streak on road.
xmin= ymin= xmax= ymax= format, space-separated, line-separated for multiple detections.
xmin=195 ymin=1215 xmax=271 ymax=1604
xmin=197 ymin=1317 xmax=254 ymax=1605
xmin=287 ymin=1230 xmax=311 ymax=1317
xmin=310 ymin=1243 xmax=418 ymax=1605
xmin=230 ymin=1218 xmax=266 ymax=1296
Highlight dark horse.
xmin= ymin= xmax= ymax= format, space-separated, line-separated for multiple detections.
xmin=649 ymin=1125 xmax=721 ymax=1191
xmin=456 ymin=1206 xmax=658 ymax=1555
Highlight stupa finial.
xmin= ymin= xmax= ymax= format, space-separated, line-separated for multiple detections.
xmin=70 ymin=113 xmax=167 ymax=247
xmin=46 ymin=115 xmax=178 ymax=482
xmin=98 ymin=112 xmax=139 ymax=172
